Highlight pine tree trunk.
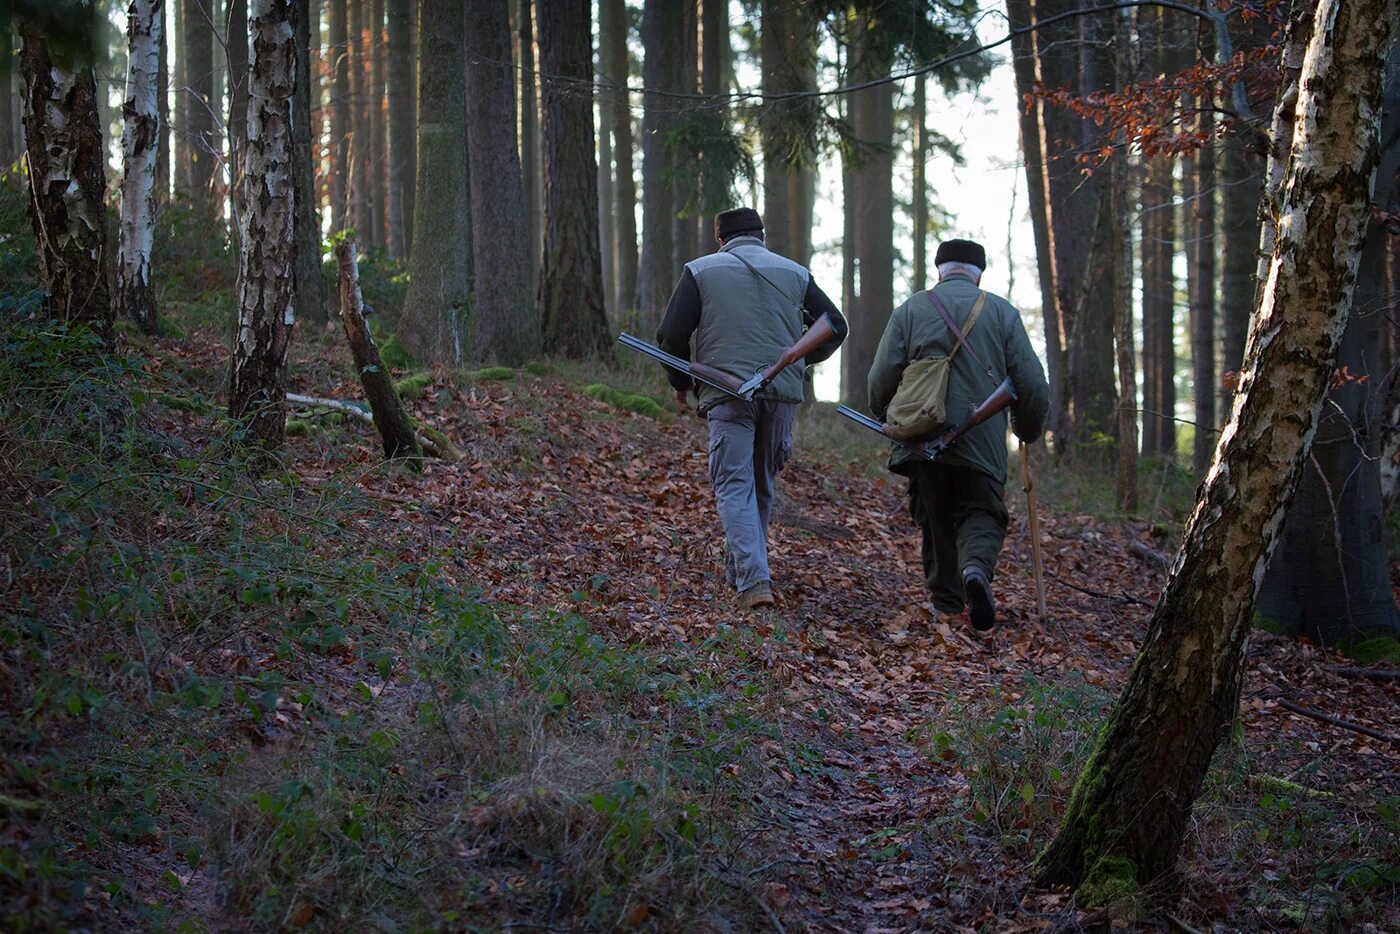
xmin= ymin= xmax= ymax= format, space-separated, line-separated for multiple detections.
xmin=386 ymin=0 xmax=413 ymax=258
xmin=466 ymin=0 xmax=538 ymax=365
xmin=227 ymin=0 xmax=248 ymax=194
xmin=157 ymin=4 xmax=170 ymax=200
xmin=335 ymin=236 xmax=421 ymax=461
xmin=1038 ymin=0 xmax=1397 ymax=897
xmin=348 ymin=0 xmax=370 ymax=238
xmin=1256 ymin=42 xmax=1400 ymax=649
xmin=840 ymin=16 xmax=892 ymax=407
xmin=698 ymin=0 xmax=727 ymax=258
xmin=596 ymin=3 xmax=616 ymax=322
xmin=293 ymin=0 xmax=328 ymax=326
xmin=670 ymin=0 xmax=697 ymax=274
xmin=182 ymin=0 xmax=216 ymax=212
xmin=537 ymin=0 xmax=610 ymax=358
xmin=118 ymin=0 xmax=164 ymax=335
xmin=328 ymin=0 xmax=349 ymax=231
xmin=912 ymin=72 xmax=927 ymax=290
xmin=518 ymin=0 xmax=540 ymax=288
xmin=760 ymin=0 xmax=791 ymax=257
xmin=399 ymin=0 xmax=469 ymax=364
xmin=1188 ymin=40 xmax=1217 ymax=476
xmin=0 ymin=30 xmax=12 ymax=166
xmin=228 ymin=0 xmax=297 ymax=454
xmin=602 ymin=0 xmax=637 ymax=316
xmin=1006 ymin=0 xmax=1067 ymax=438
xmin=1112 ymin=21 xmax=1137 ymax=512
xmin=21 ymin=26 xmax=113 ymax=339
xmin=636 ymin=0 xmax=677 ymax=330
xmin=174 ymin=0 xmax=189 ymax=192
xmin=368 ymin=0 xmax=385 ymax=249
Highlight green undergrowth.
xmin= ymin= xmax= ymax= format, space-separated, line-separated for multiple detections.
xmin=582 ymin=383 xmax=668 ymax=420
xmin=471 ymin=365 xmax=515 ymax=382
xmin=392 ymin=371 xmax=432 ymax=400
xmin=0 ymin=317 xmax=776 ymax=929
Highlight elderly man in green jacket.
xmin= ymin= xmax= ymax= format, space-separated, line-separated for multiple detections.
xmin=658 ymin=208 xmax=848 ymax=610
xmin=867 ymin=239 xmax=1049 ymax=630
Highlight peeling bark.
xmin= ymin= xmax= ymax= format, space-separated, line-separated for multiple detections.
xmin=1038 ymin=0 xmax=1398 ymax=896
xmin=20 ymin=25 xmax=113 ymax=338
xmin=118 ymin=0 xmax=165 ymax=335
xmin=228 ymin=0 xmax=297 ymax=454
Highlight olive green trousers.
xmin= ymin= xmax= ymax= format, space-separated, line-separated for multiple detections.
xmin=906 ymin=462 xmax=1009 ymax=612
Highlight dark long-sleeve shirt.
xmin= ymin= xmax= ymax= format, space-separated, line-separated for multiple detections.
xmin=655 ymin=268 xmax=849 ymax=392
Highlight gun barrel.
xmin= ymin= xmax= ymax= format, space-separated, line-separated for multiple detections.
xmin=836 ymin=404 xmax=886 ymax=434
xmin=617 ymin=333 xmax=746 ymax=399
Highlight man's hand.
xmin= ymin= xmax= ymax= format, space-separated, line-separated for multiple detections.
xmin=675 ymin=388 xmax=691 ymax=413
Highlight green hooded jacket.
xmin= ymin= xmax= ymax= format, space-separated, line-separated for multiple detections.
xmin=867 ymin=273 xmax=1050 ymax=482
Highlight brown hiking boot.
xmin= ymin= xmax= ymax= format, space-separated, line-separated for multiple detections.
xmin=736 ymin=581 xmax=775 ymax=610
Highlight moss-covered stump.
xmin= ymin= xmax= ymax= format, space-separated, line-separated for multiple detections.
xmin=581 ymin=383 xmax=666 ymax=419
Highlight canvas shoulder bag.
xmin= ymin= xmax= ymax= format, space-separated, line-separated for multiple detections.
xmin=884 ymin=290 xmax=989 ymax=441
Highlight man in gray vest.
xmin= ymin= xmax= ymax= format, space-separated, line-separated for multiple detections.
xmin=657 ymin=208 xmax=849 ymax=610
xmin=867 ymin=239 xmax=1049 ymax=630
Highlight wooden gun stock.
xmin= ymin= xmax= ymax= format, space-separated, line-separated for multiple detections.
xmin=765 ymin=313 xmax=837 ymax=382
xmin=938 ymin=377 xmax=1018 ymax=450
xmin=687 ymin=360 xmax=744 ymax=395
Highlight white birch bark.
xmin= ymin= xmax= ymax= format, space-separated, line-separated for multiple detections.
xmin=228 ymin=0 xmax=296 ymax=453
xmin=118 ymin=0 xmax=164 ymax=334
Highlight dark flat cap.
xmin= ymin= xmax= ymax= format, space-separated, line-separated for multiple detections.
xmin=715 ymin=207 xmax=764 ymax=241
xmin=935 ymin=238 xmax=988 ymax=270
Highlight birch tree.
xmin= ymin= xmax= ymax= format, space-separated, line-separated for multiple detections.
xmin=1038 ymin=0 xmax=1399 ymax=899
xmin=228 ymin=0 xmax=297 ymax=453
xmin=118 ymin=0 xmax=165 ymax=335
xmin=20 ymin=21 xmax=112 ymax=339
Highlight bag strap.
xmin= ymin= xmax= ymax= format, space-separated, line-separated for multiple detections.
xmin=730 ymin=246 xmax=803 ymax=309
xmin=928 ymin=290 xmax=994 ymax=378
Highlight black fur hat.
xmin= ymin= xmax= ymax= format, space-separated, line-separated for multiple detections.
xmin=934 ymin=238 xmax=988 ymax=270
xmin=715 ymin=207 xmax=764 ymax=241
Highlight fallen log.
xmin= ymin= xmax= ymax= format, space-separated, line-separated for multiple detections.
xmin=1128 ymin=539 xmax=1170 ymax=569
xmin=1277 ymin=698 xmax=1400 ymax=745
xmin=1323 ymin=665 xmax=1400 ymax=681
xmin=334 ymin=236 xmax=422 ymax=465
xmin=287 ymin=392 xmax=448 ymax=460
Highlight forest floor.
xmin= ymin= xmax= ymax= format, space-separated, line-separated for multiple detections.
xmin=5 ymin=316 xmax=1400 ymax=932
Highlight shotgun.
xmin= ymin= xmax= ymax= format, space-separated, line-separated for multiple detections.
xmin=618 ymin=313 xmax=839 ymax=402
xmin=837 ymin=377 xmax=1018 ymax=461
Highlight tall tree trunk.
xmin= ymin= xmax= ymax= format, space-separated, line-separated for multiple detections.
xmin=1064 ymin=11 xmax=1119 ymax=449
xmin=1220 ymin=135 xmax=1261 ymax=403
xmin=1140 ymin=150 xmax=1177 ymax=457
xmin=229 ymin=0 xmax=297 ymax=453
xmin=226 ymin=0 xmax=248 ymax=197
xmin=119 ymin=0 xmax=164 ymax=335
xmin=602 ymin=0 xmax=637 ymax=316
xmin=670 ymin=0 xmax=698 ymax=273
xmin=596 ymin=1 xmax=616 ymax=321
xmin=182 ymin=0 xmax=216 ymax=212
xmin=912 ymin=71 xmax=927 ymax=290
xmin=156 ymin=5 xmax=170 ymax=199
xmin=698 ymin=0 xmax=727 ymax=257
xmin=537 ymin=0 xmax=610 ymax=358
xmin=174 ymin=0 xmax=189 ymax=192
xmin=1006 ymin=0 xmax=1068 ymax=438
xmin=840 ymin=16 xmax=892 ymax=407
xmin=347 ymin=0 xmax=369 ymax=237
xmin=294 ymin=0 xmax=328 ymax=326
xmin=0 ymin=29 xmax=12 ymax=166
xmin=386 ymin=0 xmax=413 ymax=258
xmin=1188 ymin=31 xmax=1217 ymax=475
xmin=1113 ymin=15 xmax=1137 ymax=511
xmin=1256 ymin=43 xmax=1400 ymax=649
xmin=760 ymin=0 xmax=790 ymax=257
xmin=368 ymin=0 xmax=385 ymax=249
xmin=1038 ymin=0 xmax=1397 ymax=897
xmin=20 ymin=25 xmax=112 ymax=339
xmin=400 ymin=0 xmax=469 ymax=364
xmin=519 ymin=0 xmax=539 ymax=286
xmin=466 ymin=0 xmax=538 ymax=365
xmin=328 ymin=0 xmax=349 ymax=231
xmin=636 ymin=0 xmax=678 ymax=329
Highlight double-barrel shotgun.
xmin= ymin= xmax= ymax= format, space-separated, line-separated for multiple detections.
xmin=619 ymin=313 xmax=838 ymax=402
xmin=838 ymin=377 xmax=1018 ymax=462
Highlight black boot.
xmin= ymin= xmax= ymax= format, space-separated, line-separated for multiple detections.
xmin=963 ymin=567 xmax=997 ymax=632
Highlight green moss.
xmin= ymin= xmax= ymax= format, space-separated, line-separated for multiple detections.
xmin=582 ymin=383 xmax=666 ymax=420
xmin=394 ymin=372 xmax=432 ymax=400
xmin=418 ymin=425 xmax=458 ymax=461
xmin=378 ymin=334 xmax=415 ymax=371
xmin=1339 ymin=636 xmax=1400 ymax=664
xmin=150 ymin=391 xmax=210 ymax=414
xmin=1254 ymin=612 xmax=1284 ymax=635
xmin=1078 ymin=853 xmax=1139 ymax=908
xmin=285 ymin=418 xmax=314 ymax=437
xmin=523 ymin=361 xmax=554 ymax=376
xmin=472 ymin=366 xmax=515 ymax=382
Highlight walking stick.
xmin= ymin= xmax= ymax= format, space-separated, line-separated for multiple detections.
xmin=1020 ymin=441 xmax=1047 ymax=623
